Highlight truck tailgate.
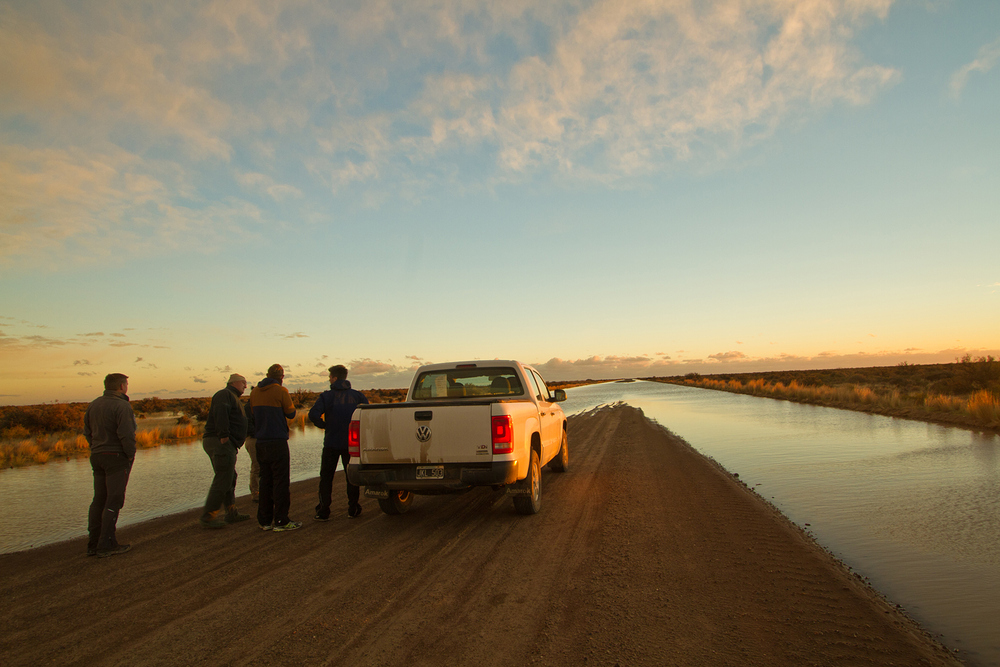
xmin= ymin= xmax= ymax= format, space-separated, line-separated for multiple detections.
xmin=359 ymin=403 xmax=494 ymax=464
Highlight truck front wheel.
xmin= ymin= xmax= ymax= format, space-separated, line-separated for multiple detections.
xmin=378 ymin=490 xmax=414 ymax=515
xmin=513 ymin=450 xmax=541 ymax=515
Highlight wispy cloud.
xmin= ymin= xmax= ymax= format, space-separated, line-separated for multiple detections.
xmin=0 ymin=0 xmax=900 ymax=267
xmin=350 ymin=358 xmax=399 ymax=376
xmin=950 ymin=35 xmax=1000 ymax=98
xmin=709 ymin=351 xmax=749 ymax=362
xmin=235 ymin=172 xmax=303 ymax=202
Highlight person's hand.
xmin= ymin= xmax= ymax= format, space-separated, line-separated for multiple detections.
xmin=221 ymin=437 xmax=229 ymax=445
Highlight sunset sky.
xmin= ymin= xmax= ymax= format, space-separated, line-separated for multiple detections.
xmin=1 ymin=0 xmax=998 ymax=405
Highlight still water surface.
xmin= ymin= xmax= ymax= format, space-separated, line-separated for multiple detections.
xmin=0 ymin=423 xmax=327 ymax=553
xmin=2 ymin=381 xmax=998 ymax=664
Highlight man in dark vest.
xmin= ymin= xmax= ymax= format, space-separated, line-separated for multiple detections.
xmin=200 ymin=373 xmax=251 ymax=528
xmin=309 ymin=364 xmax=369 ymax=520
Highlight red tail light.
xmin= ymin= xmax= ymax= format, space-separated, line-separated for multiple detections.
xmin=491 ymin=415 xmax=513 ymax=454
xmin=348 ymin=420 xmax=360 ymax=457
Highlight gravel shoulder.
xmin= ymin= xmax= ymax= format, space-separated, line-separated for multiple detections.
xmin=0 ymin=404 xmax=962 ymax=666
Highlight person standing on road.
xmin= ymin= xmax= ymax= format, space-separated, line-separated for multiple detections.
xmin=200 ymin=374 xmax=252 ymax=528
xmin=243 ymin=400 xmax=259 ymax=503
xmin=309 ymin=364 xmax=369 ymax=520
xmin=248 ymin=364 xmax=301 ymax=532
xmin=84 ymin=373 xmax=136 ymax=558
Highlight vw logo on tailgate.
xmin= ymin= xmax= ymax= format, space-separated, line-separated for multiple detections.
xmin=415 ymin=425 xmax=432 ymax=442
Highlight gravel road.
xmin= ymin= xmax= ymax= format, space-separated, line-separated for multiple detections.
xmin=0 ymin=404 xmax=962 ymax=666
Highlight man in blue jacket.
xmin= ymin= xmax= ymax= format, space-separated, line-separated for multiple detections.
xmin=309 ymin=364 xmax=369 ymax=520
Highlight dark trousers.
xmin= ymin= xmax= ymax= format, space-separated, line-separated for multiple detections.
xmin=244 ymin=436 xmax=259 ymax=498
xmin=316 ymin=448 xmax=360 ymax=519
xmin=88 ymin=453 xmax=133 ymax=551
xmin=202 ymin=436 xmax=238 ymax=516
xmin=256 ymin=439 xmax=291 ymax=527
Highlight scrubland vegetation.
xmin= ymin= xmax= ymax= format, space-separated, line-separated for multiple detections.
xmin=0 ymin=387 xmax=408 ymax=469
xmin=648 ymin=355 xmax=1000 ymax=432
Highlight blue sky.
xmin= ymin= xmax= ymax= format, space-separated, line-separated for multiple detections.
xmin=1 ymin=0 xmax=998 ymax=404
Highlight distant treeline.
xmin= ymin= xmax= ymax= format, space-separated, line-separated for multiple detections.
xmin=655 ymin=355 xmax=1000 ymax=396
xmin=646 ymin=356 xmax=1000 ymax=432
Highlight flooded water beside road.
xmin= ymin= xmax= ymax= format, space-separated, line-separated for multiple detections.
xmin=0 ymin=424 xmax=327 ymax=554
xmin=3 ymin=381 xmax=998 ymax=664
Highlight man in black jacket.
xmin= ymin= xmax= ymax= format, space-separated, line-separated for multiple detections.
xmin=309 ymin=364 xmax=369 ymax=520
xmin=84 ymin=373 xmax=136 ymax=557
xmin=200 ymin=373 xmax=251 ymax=528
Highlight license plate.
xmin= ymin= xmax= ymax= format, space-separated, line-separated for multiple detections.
xmin=416 ymin=465 xmax=445 ymax=480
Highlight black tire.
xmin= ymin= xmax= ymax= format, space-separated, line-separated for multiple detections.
xmin=377 ymin=490 xmax=414 ymax=515
xmin=548 ymin=430 xmax=569 ymax=472
xmin=513 ymin=449 xmax=541 ymax=515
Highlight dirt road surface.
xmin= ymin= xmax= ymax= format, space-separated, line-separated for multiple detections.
xmin=0 ymin=404 xmax=962 ymax=666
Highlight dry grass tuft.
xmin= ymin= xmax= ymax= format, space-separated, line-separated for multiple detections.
xmin=171 ymin=424 xmax=199 ymax=439
xmin=967 ymin=390 xmax=1000 ymax=424
xmin=135 ymin=429 xmax=163 ymax=448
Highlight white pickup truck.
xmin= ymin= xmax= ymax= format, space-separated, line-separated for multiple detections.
xmin=346 ymin=360 xmax=569 ymax=516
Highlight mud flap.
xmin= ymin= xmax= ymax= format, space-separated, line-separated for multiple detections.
xmin=364 ymin=486 xmax=390 ymax=499
xmin=505 ymin=479 xmax=532 ymax=495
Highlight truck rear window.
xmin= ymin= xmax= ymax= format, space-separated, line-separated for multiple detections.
xmin=411 ymin=367 xmax=525 ymax=400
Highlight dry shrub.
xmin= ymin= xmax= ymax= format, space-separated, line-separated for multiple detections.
xmin=966 ymin=390 xmax=1000 ymax=424
xmin=51 ymin=439 xmax=67 ymax=454
xmin=76 ymin=435 xmax=89 ymax=450
xmin=171 ymin=424 xmax=199 ymax=439
xmin=15 ymin=440 xmax=40 ymax=465
xmin=925 ymin=394 xmax=963 ymax=412
xmin=135 ymin=429 xmax=162 ymax=448
xmin=849 ymin=386 xmax=875 ymax=404
xmin=881 ymin=389 xmax=902 ymax=409
xmin=2 ymin=425 xmax=31 ymax=440
xmin=288 ymin=413 xmax=308 ymax=431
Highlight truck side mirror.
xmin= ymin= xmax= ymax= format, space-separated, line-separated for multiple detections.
xmin=551 ymin=389 xmax=567 ymax=402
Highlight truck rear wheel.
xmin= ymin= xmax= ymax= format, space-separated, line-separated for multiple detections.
xmin=548 ymin=430 xmax=569 ymax=472
xmin=513 ymin=450 xmax=541 ymax=515
xmin=378 ymin=490 xmax=414 ymax=515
